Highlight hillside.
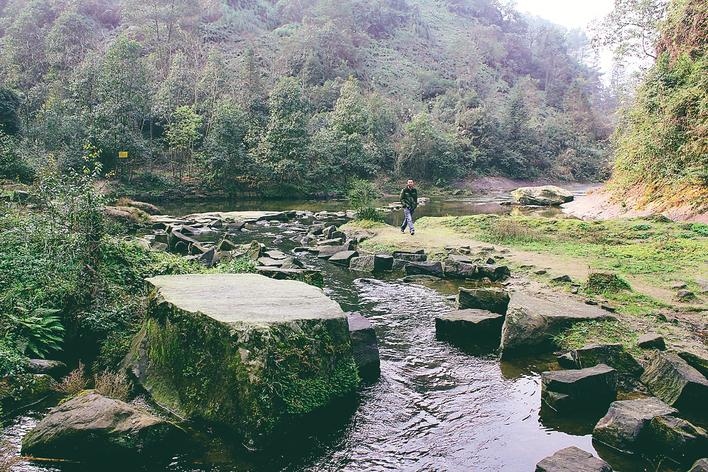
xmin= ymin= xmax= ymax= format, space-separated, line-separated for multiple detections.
xmin=607 ymin=0 xmax=707 ymax=217
xmin=0 ymin=0 xmax=614 ymax=196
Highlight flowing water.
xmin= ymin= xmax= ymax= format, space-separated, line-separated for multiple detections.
xmin=2 ymin=189 xmax=671 ymax=472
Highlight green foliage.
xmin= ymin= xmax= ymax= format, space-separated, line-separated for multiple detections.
xmin=348 ymin=179 xmax=379 ymax=209
xmin=0 ymin=337 xmax=28 ymax=377
xmin=610 ymin=0 xmax=707 ymax=208
xmin=0 ymin=87 xmax=21 ymax=135
xmin=555 ymin=320 xmax=640 ymax=355
xmin=585 ymin=272 xmax=632 ymax=295
xmin=355 ymin=207 xmax=385 ymax=222
xmin=0 ymin=131 xmax=35 ymax=182
xmin=6 ymin=307 xmax=64 ymax=358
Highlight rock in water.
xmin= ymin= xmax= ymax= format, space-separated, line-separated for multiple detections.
xmin=21 ymin=391 xmax=183 ymax=462
xmin=500 ymin=292 xmax=615 ymax=358
xmin=569 ymin=343 xmax=644 ymax=382
xmin=347 ymin=313 xmax=380 ymax=380
xmin=640 ymin=351 xmax=708 ymax=421
xmin=328 ymin=250 xmax=359 ymax=267
xmin=689 ymin=458 xmax=708 ymax=472
xmin=456 ymin=287 xmax=509 ymax=314
xmin=349 ymin=255 xmax=393 ymax=273
xmin=541 ymin=364 xmax=617 ymax=412
xmin=592 ymin=397 xmax=677 ymax=452
xmin=123 ymin=274 xmax=359 ymax=446
xmin=511 ymin=185 xmax=574 ymax=206
xmin=404 ymin=261 xmax=444 ymax=277
xmin=648 ymin=415 xmax=708 ymax=464
xmin=435 ymin=309 xmax=504 ymax=348
xmin=535 ymin=446 xmax=612 ymax=472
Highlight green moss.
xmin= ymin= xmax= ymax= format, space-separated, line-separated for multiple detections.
xmin=586 ymin=272 xmax=632 ymax=295
xmin=554 ymin=320 xmax=641 ymax=356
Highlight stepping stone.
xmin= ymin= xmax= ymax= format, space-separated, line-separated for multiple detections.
xmin=593 ymin=397 xmax=677 ymax=452
xmin=392 ymin=250 xmax=427 ymax=262
xmin=648 ymin=415 xmax=708 ymax=463
xmin=349 ymin=255 xmax=393 ymax=272
xmin=640 ymin=351 xmax=708 ymax=420
xmin=316 ymin=244 xmax=352 ymax=259
xmin=255 ymin=267 xmax=323 ymax=286
xmin=500 ymin=292 xmax=615 ymax=358
xmin=404 ymin=261 xmax=444 ymax=277
xmin=477 ymin=264 xmax=511 ymax=281
xmin=329 ymin=250 xmax=358 ymax=267
xmin=347 ymin=313 xmax=380 ymax=379
xmin=570 ymin=343 xmax=643 ymax=379
xmin=435 ymin=309 xmax=504 ymax=347
xmin=637 ymin=333 xmax=666 ymax=350
xmin=535 ymin=446 xmax=612 ymax=472
xmin=541 ymin=364 xmax=617 ymax=412
xmin=263 ymin=250 xmax=288 ymax=260
xmin=444 ymin=258 xmax=478 ymax=279
xmin=457 ymin=287 xmax=510 ymax=314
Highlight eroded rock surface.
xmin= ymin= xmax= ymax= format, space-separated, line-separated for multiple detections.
xmin=541 ymin=364 xmax=617 ymax=412
xmin=535 ymin=446 xmax=612 ymax=472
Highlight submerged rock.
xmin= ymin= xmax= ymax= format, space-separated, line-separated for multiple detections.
xmin=21 ymin=391 xmax=183 ymax=462
xmin=511 ymin=185 xmax=574 ymax=206
xmin=456 ymin=287 xmax=509 ymax=314
xmin=123 ymin=274 xmax=359 ymax=446
xmin=535 ymin=446 xmax=612 ymax=472
xmin=640 ymin=351 xmax=708 ymax=420
xmin=500 ymin=292 xmax=615 ymax=358
xmin=435 ymin=309 xmax=504 ymax=347
xmin=541 ymin=364 xmax=617 ymax=412
xmin=592 ymin=397 xmax=677 ymax=452
xmin=347 ymin=313 xmax=380 ymax=380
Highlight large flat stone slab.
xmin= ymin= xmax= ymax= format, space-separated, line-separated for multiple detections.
xmin=435 ymin=309 xmax=504 ymax=347
xmin=541 ymin=364 xmax=617 ymax=412
xmin=124 ymin=274 xmax=359 ymax=446
xmin=500 ymin=292 xmax=616 ymax=358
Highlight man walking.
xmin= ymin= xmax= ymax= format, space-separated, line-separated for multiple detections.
xmin=400 ymin=179 xmax=418 ymax=235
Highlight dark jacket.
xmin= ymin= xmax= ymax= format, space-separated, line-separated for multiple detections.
xmin=400 ymin=187 xmax=418 ymax=210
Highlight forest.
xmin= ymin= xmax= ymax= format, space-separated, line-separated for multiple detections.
xmin=0 ymin=0 xmax=615 ymax=197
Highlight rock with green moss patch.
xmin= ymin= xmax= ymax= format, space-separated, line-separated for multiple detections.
xmin=21 ymin=391 xmax=184 ymax=462
xmin=586 ymin=273 xmax=631 ymax=294
xmin=123 ymin=274 xmax=359 ymax=446
xmin=500 ymin=292 xmax=616 ymax=358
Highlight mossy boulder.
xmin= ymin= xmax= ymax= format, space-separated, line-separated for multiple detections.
xmin=123 ymin=274 xmax=359 ymax=447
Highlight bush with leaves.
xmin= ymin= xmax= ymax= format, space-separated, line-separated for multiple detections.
xmin=6 ymin=307 xmax=64 ymax=359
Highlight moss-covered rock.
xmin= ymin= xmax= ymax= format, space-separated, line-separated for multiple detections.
xmin=123 ymin=274 xmax=359 ymax=446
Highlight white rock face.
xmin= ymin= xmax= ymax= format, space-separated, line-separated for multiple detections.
xmin=511 ymin=185 xmax=574 ymax=206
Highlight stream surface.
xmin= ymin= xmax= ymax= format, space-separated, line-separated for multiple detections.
xmin=3 ymin=186 xmax=670 ymax=472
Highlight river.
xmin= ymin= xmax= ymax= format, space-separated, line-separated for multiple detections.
xmin=2 ymin=186 xmax=670 ymax=471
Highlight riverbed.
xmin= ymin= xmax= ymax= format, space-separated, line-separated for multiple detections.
xmin=3 ymin=186 xmax=673 ymax=472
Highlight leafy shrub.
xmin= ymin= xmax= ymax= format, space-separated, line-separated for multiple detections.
xmin=6 ymin=307 xmax=64 ymax=358
xmin=355 ymin=207 xmax=385 ymax=222
xmin=0 ymin=131 xmax=34 ymax=182
xmin=348 ymin=179 xmax=379 ymax=209
xmin=0 ymin=337 xmax=27 ymax=377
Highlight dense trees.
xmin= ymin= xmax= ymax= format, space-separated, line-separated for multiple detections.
xmin=0 ymin=0 xmax=616 ymax=194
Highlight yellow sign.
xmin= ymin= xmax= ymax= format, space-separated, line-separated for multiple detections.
xmin=118 ymin=151 xmax=128 ymax=159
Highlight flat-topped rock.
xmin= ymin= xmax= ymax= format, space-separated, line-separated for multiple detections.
xmin=405 ymin=261 xmax=444 ymax=277
xmin=435 ymin=309 xmax=504 ymax=347
xmin=457 ymin=286 xmax=510 ymax=314
xmin=593 ymin=397 xmax=677 ymax=452
xmin=125 ymin=274 xmax=359 ymax=446
xmin=145 ymin=274 xmax=343 ymax=325
xmin=347 ymin=313 xmax=380 ymax=379
xmin=535 ymin=446 xmax=612 ymax=472
xmin=640 ymin=351 xmax=708 ymax=420
xmin=541 ymin=364 xmax=617 ymax=412
xmin=500 ymin=292 xmax=616 ymax=358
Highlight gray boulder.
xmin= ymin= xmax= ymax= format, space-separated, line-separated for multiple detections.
xmin=541 ymin=364 xmax=617 ymax=412
xmin=477 ymin=264 xmax=511 ymax=281
xmin=27 ymin=359 xmax=67 ymax=378
xmin=511 ymin=185 xmax=574 ymax=206
xmin=347 ymin=313 xmax=380 ymax=380
xmin=640 ymin=351 xmax=708 ymax=420
xmin=392 ymin=250 xmax=427 ymax=262
xmin=444 ymin=258 xmax=478 ymax=279
xmin=457 ymin=287 xmax=509 ymax=314
xmin=535 ymin=446 xmax=612 ymax=472
xmin=349 ymin=255 xmax=393 ymax=273
xmin=21 ymin=391 xmax=184 ymax=462
xmin=677 ymin=350 xmax=708 ymax=378
xmin=568 ymin=344 xmax=644 ymax=382
xmin=404 ymin=261 xmax=444 ymax=277
xmin=435 ymin=309 xmax=504 ymax=347
xmin=329 ymin=250 xmax=359 ymax=267
xmin=648 ymin=415 xmax=708 ymax=463
xmin=592 ymin=397 xmax=677 ymax=452
xmin=316 ymin=243 xmax=353 ymax=259
xmin=690 ymin=459 xmax=708 ymax=472
xmin=500 ymin=292 xmax=615 ymax=358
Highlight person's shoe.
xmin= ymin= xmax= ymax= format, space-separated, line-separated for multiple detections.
xmin=401 ymin=229 xmax=405 ymax=234
xmin=410 ymin=232 xmax=415 ymax=236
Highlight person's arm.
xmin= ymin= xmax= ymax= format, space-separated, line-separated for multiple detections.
xmin=400 ymin=189 xmax=407 ymax=208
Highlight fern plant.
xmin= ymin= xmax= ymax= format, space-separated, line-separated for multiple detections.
xmin=7 ymin=307 xmax=64 ymax=358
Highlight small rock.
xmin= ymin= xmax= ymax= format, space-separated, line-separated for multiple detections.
xmin=392 ymin=251 xmax=427 ymax=262
xmin=404 ymin=261 xmax=444 ymax=278
xmin=637 ymin=333 xmax=666 ymax=350
xmin=676 ymin=290 xmax=696 ymax=301
xmin=476 ymin=264 xmax=511 ymax=282
xmin=541 ymin=364 xmax=617 ymax=412
xmin=593 ymin=397 xmax=677 ymax=452
xmin=671 ymin=282 xmax=688 ymax=290
xmin=457 ymin=287 xmax=510 ymax=314
xmin=534 ymin=269 xmax=547 ymax=275
xmin=535 ymin=446 xmax=612 ymax=472
xmin=348 ymin=313 xmax=380 ymax=380
xmin=328 ymin=250 xmax=359 ymax=267
xmin=677 ymin=351 xmax=708 ymax=378
xmin=27 ymin=359 xmax=67 ymax=378
xmin=435 ymin=309 xmax=504 ymax=347
xmin=444 ymin=258 xmax=477 ymax=279
xmin=486 ymin=258 xmax=495 ymax=265
xmin=552 ymin=275 xmax=573 ymax=283
xmin=557 ymin=352 xmax=576 ymax=369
